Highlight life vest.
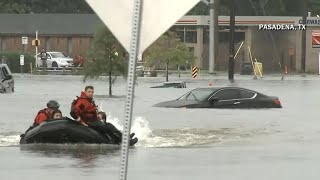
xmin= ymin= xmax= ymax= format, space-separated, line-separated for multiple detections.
xmin=70 ymin=96 xmax=80 ymax=119
xmin=70 ymin=96 xmax=98 ymax=122
xmin=33 ymin=108 xmax=53 ymax=126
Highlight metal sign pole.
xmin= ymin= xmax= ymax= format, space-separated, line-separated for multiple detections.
xmin=209 ymin=0 xmax=215 ymax=74
xmin=119 ymin=0 xmax=142 ymax=180
xmin=35 ymin=31 xmax=38 ymax=68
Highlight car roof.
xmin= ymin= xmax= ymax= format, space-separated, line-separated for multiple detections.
xmin=193 ymin=86 xmax=259 ymax=93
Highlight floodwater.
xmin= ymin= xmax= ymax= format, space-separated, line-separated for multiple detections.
xmin=0 ymin=74 xmax=320 ymax=180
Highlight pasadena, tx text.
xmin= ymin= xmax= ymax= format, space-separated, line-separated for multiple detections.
xmin=259 ymin=24 xmax=306 ymax=30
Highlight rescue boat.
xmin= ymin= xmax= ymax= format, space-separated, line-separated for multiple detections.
xmin=20 ymin=117 xmax=137 ymax=146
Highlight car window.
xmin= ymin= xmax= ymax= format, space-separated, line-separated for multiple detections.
xmin=178 ymin=88 xmax=216 ymax=101
xmin=239 ymin=90 xmax=255 ymax=99
xmin=213 ymin=89 xmax=240 ymax=100
xmin=2 ymin=66 xmax=9 ymax=78
xmin=50 ymin=52 xmax=66 ymax=58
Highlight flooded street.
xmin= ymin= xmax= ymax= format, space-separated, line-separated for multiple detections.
xmin=0 ymin=74 xmax=320 ymax=180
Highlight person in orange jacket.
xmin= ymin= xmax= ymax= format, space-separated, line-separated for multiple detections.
xmin=33 ymin=100 xmax=60 ymax=126
xmin=70 ymin=85 xmax=97 ymax=127
xmin=70 ymin=86 xmax=138 ymax=145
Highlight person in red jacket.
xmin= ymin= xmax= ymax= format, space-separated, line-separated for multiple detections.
xmin=70 ymin=86 xmax=138 ymax=145
xmin=70 ymin=85 xmax=96 ymax=126
xmin=33 ymin=100 xmax=60 ymax=126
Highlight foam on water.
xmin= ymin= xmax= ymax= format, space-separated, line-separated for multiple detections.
xmin=106 ymin=115 xmax=237 ymax=148
xmin=0 ymin=133 xmax=20 ymax=147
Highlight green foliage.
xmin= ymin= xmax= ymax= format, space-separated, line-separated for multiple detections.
xmin=0 ymin=2 xmax=31 ymax=13
xmin=0 ymin=0 xmax=93 ymax=13
xmin=144 ymin=31 xmax=195 ymax=81
xmin=82 ymin=26 xmax=127 ymax=95
xmin=187 ymin=2 xmax=209 ymax=15
xmin=145 ymin=31 xmax=195 ymax=66
xmin=0 ymin=52 xmax=35 ymax=73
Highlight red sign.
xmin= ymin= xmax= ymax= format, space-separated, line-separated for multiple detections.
xmin=288 ymin=48 xmax=294 ymax=56
xmin=312 ymin=30 xmax=320 ymax=48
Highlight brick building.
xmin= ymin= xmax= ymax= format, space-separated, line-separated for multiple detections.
xmin=0 ymin=14 xmax=98 ymax=58
xmin=1 ymin=14 xmax=320 ymax=73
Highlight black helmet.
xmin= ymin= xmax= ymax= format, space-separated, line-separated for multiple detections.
xmin=47 ymin=100 xmax=60 ymax=108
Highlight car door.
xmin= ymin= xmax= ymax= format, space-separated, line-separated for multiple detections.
xmin=209 ymin=89 xmax=241 ymax=108
xmin=236 ymin=89 xmax=257 ymax=108
xmin=46 ymin=53 xmax=53 ymax=67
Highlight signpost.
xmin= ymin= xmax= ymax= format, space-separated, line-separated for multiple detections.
xmin=20 ymin=55 xmax=24 ymax=74
xmin=22 ymin=36 xmax=28 ymax=53
xmin=84 ymin=0 xmax=201 ymax=179
xmin=312 ymin=30 xmax=320 ymax=48
xmin=32 ymin=31 xmax=40 ymax=68
xmin=22 ymin=36 xmax=28 ymax=45
xmin=319 ymin=52 xmax=320 ymax=75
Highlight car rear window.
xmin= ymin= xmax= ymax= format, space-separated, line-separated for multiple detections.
xmin=179 ymin=88 xmax=216 ymax=101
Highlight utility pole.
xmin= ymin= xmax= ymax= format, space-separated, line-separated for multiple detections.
xmin=209 ymin=0 xmax=215 ymax=74
xmin=201 ymin=0 xmax=216 ymax=74
xmin=228 ymin=0 xmax=235 ymax=80
xmin=301 ymin=0 xmax=307 ymax=73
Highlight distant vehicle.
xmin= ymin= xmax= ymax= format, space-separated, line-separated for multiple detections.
xmin=0 ymin=64 xmax=14 ymax=93
xmin=153 ymin=87 xmax=282 ymax=109
xmin=150 ymin=81 xmax=186 ymax=88
xmin=36 ymin=51 xmax=73 ymax=68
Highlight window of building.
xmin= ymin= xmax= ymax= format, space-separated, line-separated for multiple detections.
xmin=219 ymin=31 xmax=245 ymax=43
xmin=185 ymin=31 xmax=197 ymax=43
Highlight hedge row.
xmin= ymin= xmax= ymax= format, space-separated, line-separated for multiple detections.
xmin=0 ymin=52 xmax=36 ymax=73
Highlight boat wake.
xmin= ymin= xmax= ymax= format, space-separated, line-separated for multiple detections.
xmin=0 ymin=115 xmax=270 ymax=148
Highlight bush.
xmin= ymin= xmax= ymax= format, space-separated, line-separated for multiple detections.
xmin=0 ymin=52 xmax=35 ymax=73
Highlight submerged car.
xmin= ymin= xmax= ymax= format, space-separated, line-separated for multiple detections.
xmin=153 ymin=87 xmax=282 ymax=109
xmin=150 ymin=81 xmax=187 ymax=88
xmin=0 ymin=64 xmax=14 ymax=93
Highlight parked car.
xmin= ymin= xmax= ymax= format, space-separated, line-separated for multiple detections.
xmin=0 ymin=64 xmax=14 ymax=93
xmin=153 ymin=86 xmax=282 ymax=109
xmin=36 ymin=52 xmax=73 ymax=68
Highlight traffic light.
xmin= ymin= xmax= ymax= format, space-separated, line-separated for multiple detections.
xmin=32 ymin=39 xmax=40 ymax=46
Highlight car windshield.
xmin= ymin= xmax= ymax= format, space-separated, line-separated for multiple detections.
xmin=50 ymin=52 xmax=66 ymax=58
xmin=178 ymin=88 xmax=217 ymax=101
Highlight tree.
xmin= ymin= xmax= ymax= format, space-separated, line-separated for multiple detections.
xmin=0 ymin=2 xmax=31 ymax=13
xmin=144 ymin=31 xmax=195 ymax=82
xmin=82 ymin=26 xmax=127 ymax=96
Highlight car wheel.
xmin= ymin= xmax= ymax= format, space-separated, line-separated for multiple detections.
xmin=52 ymin=61 xmax=58 ymax=67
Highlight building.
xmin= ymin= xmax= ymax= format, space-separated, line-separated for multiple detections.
xmin=0 ymin=14 xmax=319 ymax=73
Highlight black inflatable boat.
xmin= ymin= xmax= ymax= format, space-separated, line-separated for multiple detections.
xmin=20 ymin=117 xmax=136 ymax=146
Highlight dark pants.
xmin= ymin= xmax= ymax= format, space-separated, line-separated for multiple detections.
xmin=88 ymin=120 xmax=122 ymax=144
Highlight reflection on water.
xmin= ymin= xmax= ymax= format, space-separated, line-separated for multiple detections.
xmin=20 ymin=144 xmax=122 ymax=169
